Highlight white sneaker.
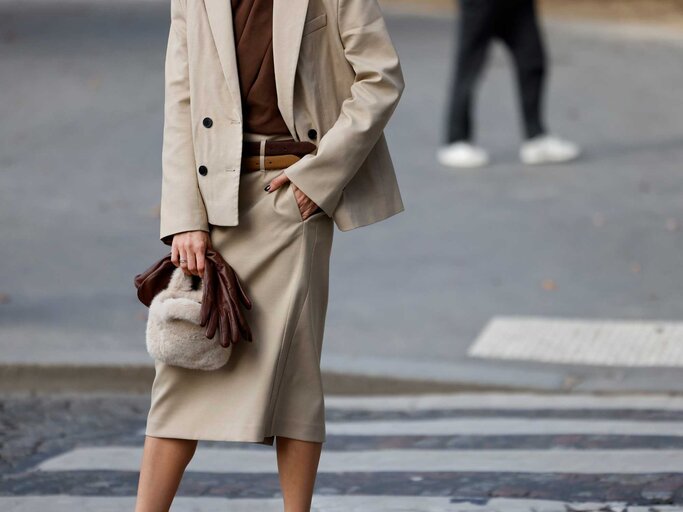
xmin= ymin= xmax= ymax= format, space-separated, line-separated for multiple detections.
xmin=437 ymin=142 xmax=490 ymax=168
xmin=520 ymin=135 xmax=581 ymax=165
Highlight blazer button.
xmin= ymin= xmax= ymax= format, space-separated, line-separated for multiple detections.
xmin=307 ymin=129 xmax=318 ymax=140
xmin=198 ymin=165 xmax=208 ymax=176
xmin=202 ymin=117 xmax=213 ymax=128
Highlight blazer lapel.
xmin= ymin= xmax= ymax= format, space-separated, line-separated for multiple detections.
xmin=204 ymin=0 xmax=242 ymax=120
xmin=273 ymin=0 xmax=310 ymax=138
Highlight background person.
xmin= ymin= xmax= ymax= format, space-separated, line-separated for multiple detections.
xmin=438 ymin=0 xmax=580 ymax=168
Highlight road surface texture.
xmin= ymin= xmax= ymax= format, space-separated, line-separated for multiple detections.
xmin=5 ymin=391 xmax=683 ymax=510
xmin=1 ymin=0 xmax=683 ymax=391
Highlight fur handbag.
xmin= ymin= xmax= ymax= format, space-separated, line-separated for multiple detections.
xmin=146 ymin=267 xmax=232 ymax=371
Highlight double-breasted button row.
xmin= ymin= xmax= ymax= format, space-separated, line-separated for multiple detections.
xmin=199 ymin=117 xmax=212 ymax=175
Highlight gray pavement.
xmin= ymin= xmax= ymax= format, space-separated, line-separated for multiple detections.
xmin=2 ymin=1 xmax=683 ymax=392
xmin=5 ymin=391 xmax=683 ymax=509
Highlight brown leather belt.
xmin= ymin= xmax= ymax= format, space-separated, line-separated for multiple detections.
xmin=241 ymin=139 xmax=317 ymax=173
xmin=241 ymin=154 xmax=302 ymax=172
xmin=242 ymin=139 xmax=317 ymax=157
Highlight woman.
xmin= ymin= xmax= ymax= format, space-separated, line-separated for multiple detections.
xmin=135 ymin=0 xmax=404 ymax=510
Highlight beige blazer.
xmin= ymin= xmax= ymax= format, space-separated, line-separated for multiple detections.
xmin=159 ymin=0 xmax=405 ymax=244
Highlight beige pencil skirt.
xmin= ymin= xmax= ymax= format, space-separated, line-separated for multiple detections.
xmin=144 ymin=157 xmax=334 ymax=446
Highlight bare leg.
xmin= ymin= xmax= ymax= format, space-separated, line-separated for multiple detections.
xmin=135 ymin=435 xmax=198 ymax=512
xmin=276 ymin=436 xmax=323 ymax=512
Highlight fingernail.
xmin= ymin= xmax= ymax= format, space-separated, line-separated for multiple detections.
xmin=264 ymin=185 xmax=271 ymax=192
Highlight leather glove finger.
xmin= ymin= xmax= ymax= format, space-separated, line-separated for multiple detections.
xmin=225 ymin=299 xmax=242 ymax=345
xmin=216 ymin=270 xmax=243 ymax=344
xmin=220 ymin=270 xmax=252 ymax=341
xmin=211 ymin=288 xmax=229 ymax=347
xmin=206 ymin=249 xmax=252 ymax=344
xmin=199 ymin=260 xmax=217 ymax=327
xmin=218 ymin=305 xmax=231 ymax=348
xmin=228 ymin=295 xmax=253 ymax=342
xmin=219 ymin=263 xmax=248 ymax=309
xmin=203 ymin=269 xmax=220 ymax=340
xmin=204 ymin=307 xmax=219 ymax=341
xmin=206 ymin=249 xmax=250 ymax=310
xmin=232 ymin=269 xmax=252 ymax=310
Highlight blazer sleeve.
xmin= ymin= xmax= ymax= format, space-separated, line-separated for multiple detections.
xmin=283 ymin=0 xmax=405 ymax=217
xmin=159 ymin=0 xmax=209 ymax=246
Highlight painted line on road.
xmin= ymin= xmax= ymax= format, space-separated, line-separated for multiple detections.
xmin=36 ymin=447 xmax=683 ymax=474
xmin=469 ymin=317 xmax=683 ymax=367
xmin=324 ymin=392 xmax=683 ymax=411
xmin=4 ymin=496 xmax=678 ymax=512
xmin=326 ymin=417 xmax=683 ymax=437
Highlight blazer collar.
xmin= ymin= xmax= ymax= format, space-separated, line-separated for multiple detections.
xmin=204 ymin=0 xmax=242 ymax=121
xmin=203 ymin=0 xmax=310 ymax=136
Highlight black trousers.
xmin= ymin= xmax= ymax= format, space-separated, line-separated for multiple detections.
xmin=446 ymin=0 xmax=547 ymax=143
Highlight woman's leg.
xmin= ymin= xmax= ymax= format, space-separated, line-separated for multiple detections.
xmin=135 ymin=435 xmax=198 ymax=512
xmin=276 ymin=436 xmax=323 ymax=512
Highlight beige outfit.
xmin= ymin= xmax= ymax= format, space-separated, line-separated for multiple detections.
xmin=159 ymin=0 xmax=405 ymax=244
xmin=147 ymin=135 xmax=333 ymax=444
xmin=146 ymin=0 xmax=404 ymax=445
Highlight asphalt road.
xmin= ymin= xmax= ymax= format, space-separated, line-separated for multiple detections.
xmin=5 ymin=392 xmax=683 ymax=509
xmin=1 ymin=2 xmax=683 ymax=386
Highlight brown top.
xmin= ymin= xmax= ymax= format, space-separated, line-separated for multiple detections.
xmin=231 ymin=0 xmax=290 ymax=136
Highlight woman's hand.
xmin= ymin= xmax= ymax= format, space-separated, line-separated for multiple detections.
xmin=171 ymin=230 xmax=211 ymax=277
xmin=266 ymin=173 xmax=321 ymax=220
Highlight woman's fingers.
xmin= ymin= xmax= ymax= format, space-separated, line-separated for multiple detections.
xmin=184 ymin=237 xmax=207 ymax=277
xmin=184 ymin=249 xmax=198 ymax=276
xmin=170 ymin=231 xmax=210 ymax=276
xmin=265 ymin=171 xmax=290 ymax=192
xmin=195 ymin=249 xmax=206 ymax=277
xmin=291 ymin=184 xmax=321 ymax=220
xmin=177 ymin=247 xmax=192 ymax=276
xmin=302 ymin=205 xmax=318 ymax=220
xmin=171 ymin=244 xmax=180 ymax=267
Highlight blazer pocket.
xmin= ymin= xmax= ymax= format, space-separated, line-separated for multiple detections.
xmin=302 ymin=13 xmax=327 ymax=37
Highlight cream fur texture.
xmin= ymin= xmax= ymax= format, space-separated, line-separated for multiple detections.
xmin=146 ymin=268 xmax=231 ymax=371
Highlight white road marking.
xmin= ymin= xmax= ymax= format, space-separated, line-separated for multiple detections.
xmin=136 ymin=417 xmax=683 ymax=439
xmin=469 ymin=317 xmax=683 ymax=367
xmin=35 ymin=447 xmax=683 ymax=474
xmin=324 ymin=393 xmax=683 ymax=411
xmin=5 ymin=496 xmax=681 ymax=512
xmin=326 ymin=417 xmax=683 ymax=437
xmin=136 ymin=395 xmax=683 ymax=438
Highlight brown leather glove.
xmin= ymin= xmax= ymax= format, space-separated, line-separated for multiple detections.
xmin=135 ymin=251 xmax=253 ymax=347
xmin=199 ymin=249 xmax=253 ymax=347
xmin=134 ymin=254 xmax=176 ymax=307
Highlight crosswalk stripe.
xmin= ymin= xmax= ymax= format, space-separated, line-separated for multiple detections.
xmin=326 ymin=417 xmax=683 ymax=436
xmin=4 ymin=496 xmax=678 ymax=512
xmin=469 ymin=317 xmax=683 ymax=367
xmin=135 ymin=418 xmax=683 ymax=439
xmin=324 ymin=393 xmax=683 ymax=411
xmin=35 ymin=446 xmax=683 ymax=474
